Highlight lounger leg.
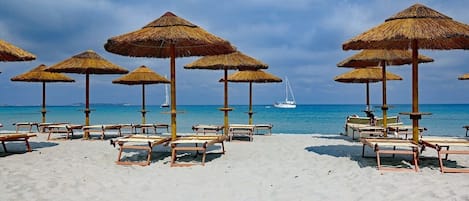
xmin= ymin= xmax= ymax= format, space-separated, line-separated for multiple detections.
xmin=145 ymin=143 xmax=152 ymax=166
xmin=117 ymin=143 xmax=124 ymax=163
xmin=412 ymin=147 xmax=419 ymax=172
xmin=171 ymin=144 xmax=177 ymax=166
xmin=221 ymin=141 xmax=225 ymax=154
xmin=376 ymin=150 xmax=382 ymax=170
xmin=362 ymin=144 xmax=365 ymax=158
xmin=25 ymin=138 xmax=32 ymax=152
xmin=47 ymin=131 xmax=52 ymax=140
xmin=2 ymin=141 xmax=7 ymax=152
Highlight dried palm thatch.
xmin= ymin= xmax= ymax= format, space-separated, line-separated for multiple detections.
xmin=185 ymin=51 xmax=268 ymax=133
xmin=46 ymin=50 xmax=128 ymax=138
xmin=334 ymin=67 xmax=402 ymax=83
xmin=0 ymin=39 xmax=36 ymax=61
xmin=104 ymin=12 xmax=235 ymax=58
xmin=337 ymin=49 xmax=434 ymax=67
xmin=11 ymin=64 xmax=74 ymax=123
xmin=113 ymin=65 xmax=169 ymax=124
xmin=104 ymin=11 xmax=236 ymax=140
xmin=184 ymin=51 xmax=268 ymax=70
xmin=221 ymin=69 xmax=282 ymax=83
xmin=11 ymin=64 xmax=75 ymax=83
xmin=342 ymin=4 xmax=469 ymax=50
xmin=342 ymin=3 xmax=469 ymax=142
xmin=221 ymin=70 xmax=281 ymax=124
xmin=46 ymin=50 xmax=128 ymax=74
xmin=112 ymin=65 xmax=169 ymax=85
xmin=458 ymin=73 xmax=469 ymax=80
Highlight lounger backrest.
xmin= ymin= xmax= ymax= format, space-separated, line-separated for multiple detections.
xmin=375 ymin=116 xmax=400 ymax=126
xmin=346 ymin=117 xmax=371 ymax=125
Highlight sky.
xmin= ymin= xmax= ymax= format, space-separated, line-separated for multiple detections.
xmin=0 ymin=0 xmax=469 ymax=106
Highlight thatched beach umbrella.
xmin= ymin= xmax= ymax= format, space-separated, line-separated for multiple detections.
xmin=221 ymin=69 xmax=281 ymax=124
xmin=46 ymin=50 xmax=128 ymax=139
xmin=334 ymin=67 xmax=403 ymax=113
xmin=112 ymin=65 xmax=170 ymax=124
xmin=104 ymin=11 xmax=236 ymax=140
xmin=11 ymin=64 xmax=75 ymax=123
xmin=0 ymin=39 xmax=36 ymax=61
xmin=185 ymin=51 xmax=268 ymax=134
xmin=342 ymin=3 xmax=469 ymax=143
xmin=458 ymin=73 xmax=469 ymax=80
xmin=337 ymin=49 xmax=433 ymax=133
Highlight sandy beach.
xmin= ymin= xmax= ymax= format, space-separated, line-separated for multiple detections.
xmin=1 ymin=133 xmax=469 ymax=201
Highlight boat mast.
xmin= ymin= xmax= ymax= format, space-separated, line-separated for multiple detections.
xmin=287 ymin=77 xmax=295 ymax=102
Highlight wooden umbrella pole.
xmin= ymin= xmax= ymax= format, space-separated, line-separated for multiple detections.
xmin=41 ymin=82 xmax=46 ymax=123
xmin=411 ymin=39 xmax=420 ymax=143
xmin=248 ymin=82 xmax=253 ymax=125
xmin=223 ymin=68 xmax=229 ymax=135
xmin=366 ymin=82 xmax=370 ymax=111
xmin=170 ymin=44 xmax=177 ymax=141
xmin=381 ymin=62 xmax=388 ymax=136
xmin=84 ymin=73 xmax=90 ymax=139
xmin=141 ymin=84 xmax=146 ymax=124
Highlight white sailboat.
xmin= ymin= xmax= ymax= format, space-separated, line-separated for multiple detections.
xmin=161 ymin=78 xmax=170 ymax=108
xmin=274 ymin=77 xmax=296 ymax=108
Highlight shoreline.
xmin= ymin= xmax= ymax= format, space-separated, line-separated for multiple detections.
xmin=1 ymin=133 xmax=468 ymax=201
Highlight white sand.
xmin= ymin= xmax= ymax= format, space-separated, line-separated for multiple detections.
xmin=1 ymin=133 xmax=469 ymax=201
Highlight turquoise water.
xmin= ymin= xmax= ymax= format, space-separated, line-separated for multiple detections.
xmin=1 ymin=104 xmax=469 ymax=137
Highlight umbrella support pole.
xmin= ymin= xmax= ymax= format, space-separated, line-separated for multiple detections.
xmin=381 ymin=63 xmax=388 ymax=137
xmin=42 ymin=82 xmax=47 ymax=123
xmin=248 ymin=82 xmax=253 ymax=125
xmin=170 ymin=44 xmax=177 ymax=141
xmin=411 ymin=39 xmax=420 ymax=144
xmin=84 ymin=73 xmax=91 ymax=140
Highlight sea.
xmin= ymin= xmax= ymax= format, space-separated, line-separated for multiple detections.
xmin=1 ymin=104 xmax=469 ymax=137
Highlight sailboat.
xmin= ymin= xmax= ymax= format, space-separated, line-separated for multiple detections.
xmin=160 ymin=77 xmax=170 ymax=108
xmin=274 ymin=77 xmax=296 ymax=108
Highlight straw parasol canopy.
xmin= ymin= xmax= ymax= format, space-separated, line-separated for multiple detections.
xmin=112 ymin=65 xmax=170 ymax=124
xmin=334 ymin=67 xmax=402 ymax=112
xmin=337 ymin=49 xmax=433 ymax=134
xmin=458 ymin=73 xmax=469 ymax=80
xmin=185 ymin=51 xmax=268 ymax=134
xmin=46 ymin=50 xmax=128 ymax=139
xmin=0 ymin=39 xmax=36 ymax=61
xmin=104 ymin=11 xmax=236 ymax=140
xmin=11 ymin=64 xmax=75 ymax=123
xmin=342 ymin=3 xmax=469 ymax=143
xmin=220 ymin=69 xmax=281 ymax=124
xmin=337 ymin=49 xmax=434 ymax=67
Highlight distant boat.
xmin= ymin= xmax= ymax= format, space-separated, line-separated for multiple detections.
xmin=274 ymin=77 xmax=296 ymax=109
xmin=161 ymin=78 xmax=170 ymax=108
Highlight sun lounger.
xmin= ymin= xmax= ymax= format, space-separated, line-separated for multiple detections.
xmin=254 ymin=124 xmax=273 ymax=135
xmin=82 ymin=124 xmax=122 ymax=140
xmin=110 ymin=134 xmax=171 ymax=166
xmin=191 ymin=124 xmax=224 ymax=135
xmin=38 ymin=122 xmax=69 ymax=132
xmin=13 ymin=122 xmax=40 ymax=133
xmin=0 ymin=133 xmax=37 ymax=152
xmin=170 ymin=135 xmax=227 ymax=167
xmin=350 ymin=126 xmax=385 ymax=140
xmin=44 ymin=124 xmax=83 ymax=140
xmin=228 ymin=124 xmax=255 ymax=141
xmin=420 ymin=137 xmax=469 ymax=173
xmin=361 ymin=138 xmax=419 ymax=172
xmin=387 ymin=125 xmax=427 ymax=139
xmin=132 ymin=123 xmax=169 ymax=134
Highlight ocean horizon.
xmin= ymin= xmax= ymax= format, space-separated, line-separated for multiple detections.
xmin=1 ymin=104 xmax=469 ymax=137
